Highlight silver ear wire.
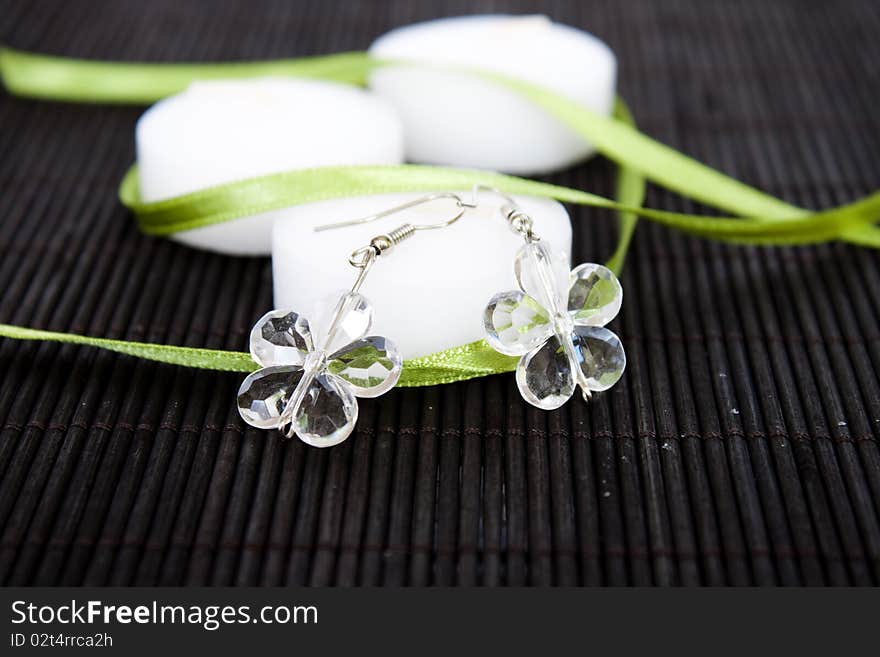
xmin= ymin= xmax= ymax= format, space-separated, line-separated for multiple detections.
xmin=314 ymin=193 xmax=474 ymax=293
xmin=468 ymin=184 xmax=539 ymax=242
xmin=314 ymin=192 xmax=470 ymax=232
xmin=467 ymin=184 xmax=516 ymax=209
xmin=315 ymin=192 xmax=474 ymax=275
xmin=315 ymin=187 xmax=538 ymax=296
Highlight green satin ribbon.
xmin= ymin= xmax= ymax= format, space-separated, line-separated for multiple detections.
xmin=3 ymin=47 xmax=878 ymax=245
xmin=605 ymin=99 xmax=643 ymax=274
xmin=10 ymin=167 xmax=880 ymax=384
xmin=0 ymin=324 xmax=514 ymax=387
xmin=1 ymin=47 xmax=879 ymax=386
xmin=0 ymin=48 xmax=375 ymax=102
xmin=119 ymin=164 xmax=880 ymax=245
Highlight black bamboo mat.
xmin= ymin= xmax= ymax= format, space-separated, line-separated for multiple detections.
xmin=0 ymin=0 xmax=878 ymax=586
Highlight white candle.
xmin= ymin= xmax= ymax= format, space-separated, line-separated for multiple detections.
xmin=368 ymin=14 xmax=617 ymax=175
xmin=272 ymin=191 xmax=572 ymax=359
xmin=136 ymin=78 xmax=405 ymax=255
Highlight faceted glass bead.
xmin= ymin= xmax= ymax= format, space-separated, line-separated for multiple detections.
xmin=292 ymin=372 xmax=357 ymax=447
xmin=567 ymin=263 xmax=623 ymax=326
xmin=515 ymin=334 xmax=575 ymax=410
xmin=328 ymin=336 xmax=402 ymax=397
xmin=514 ymin=241 xmax=569 ymax=313
xmin=484 ymin=290 xmax=553 ymax=356
xmin=571 ymin=326 xmax=626 ymax=391
xmin=237 ymin=365 xmax=304 ymax=429
xmin=311 ymin=291 xmax=374 ymax=354
xmin=249 ymin=310 xmax=313 ymax=367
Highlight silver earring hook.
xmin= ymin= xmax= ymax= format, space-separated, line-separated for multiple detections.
xmin=468 ymin=184 xmax=539 ymax=242
xmin=316 ymin=187 xmax=538 ymax=298
xmin=315 ymin=193 xmax=473 ymax=287
xmin=467 ymin=184 xmax=516 ymax=209
xmin=314 ymin=192 xmax=470 ymax=233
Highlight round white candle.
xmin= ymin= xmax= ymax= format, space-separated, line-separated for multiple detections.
xmin=136 ymin=78 xmax=405 ymax=255
xmin=368 ymin=14 xmax=617 ymax=175
xmin=272 ymin=191 xmax=572 ymax=359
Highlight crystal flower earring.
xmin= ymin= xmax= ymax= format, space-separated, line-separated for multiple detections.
xmin=237 ymin=194 xmax=469 ymax=447
xmin=480 ymin=189 xmax=626 ymax=409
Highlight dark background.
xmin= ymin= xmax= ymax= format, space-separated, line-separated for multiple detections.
xmin=0 ymin=0 xmax=878 ymax=586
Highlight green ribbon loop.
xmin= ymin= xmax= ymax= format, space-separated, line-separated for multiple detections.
xmin=4 ymin=47 xmax=878 ymax=245
xmin=119 ymin=163 xmax=880 ymax=246
xmin=1 ymin=47 xmax=878 ymax=386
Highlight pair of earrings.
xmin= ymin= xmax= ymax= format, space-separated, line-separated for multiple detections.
xmin=237 ymin=188 xmax=626 ymax=447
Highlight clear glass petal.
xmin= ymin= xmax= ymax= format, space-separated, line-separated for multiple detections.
xmin=514 ymin=240 xmax=570 ymax=313
xmin=483 ymin=290 xmax=553 ymax=356
xmin=570 ymin=326 xmax=626 ymax=391
xmin=327 ymin=336 xmax=402 ymax=398
xmin=311 ymin=291 xmax=374 ymax=354
xmin=249 ymin=309 xmax=313 ymax=367
xmin=237 ymin=365 xmax=304 ymax=429
xmin=567 ymin=263 xmax=623 ymax=326
xmin=515 ymin=335 xmax=575 ymax=410
xmin=292 ymin=373 xmax=358 ymax=448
